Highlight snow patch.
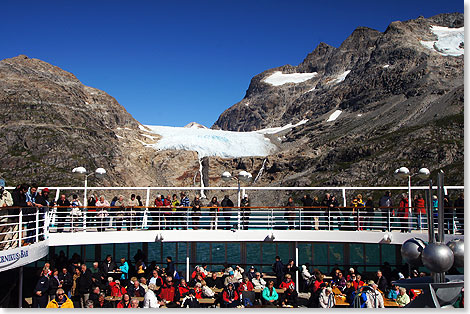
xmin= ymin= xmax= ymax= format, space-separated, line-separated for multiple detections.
xmin=329 ymin=70 xmax=351 ymax=85
xmin=143 ymin=125 xmax=278 ymax=158
xmin=326 ymin=110 xmax=342 ymax=122
xmin=264 ymin=71 xmax=317 ymax=86
xmin=420 ymin=25 xmax=464 ymax=56
xmin=256 ymin=119 xmax=309 ymax=135
xmin=357 ymin=114 xmax=363 ymax=117
xmin=383 ymin=65 xmax=390 ymax=68
xmin=141 ymin=133 xmax=159 ymax=140
xmin=116 ymin=135 xmax=124 ymax=139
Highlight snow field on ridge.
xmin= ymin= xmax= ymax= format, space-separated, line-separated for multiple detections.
xmin=420 ymin=25 xmax=464 ymax=56
xmin=263 ymin=71 xmax=317 ymax=86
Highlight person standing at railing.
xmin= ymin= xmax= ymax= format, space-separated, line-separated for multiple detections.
xmin=443 ymin=195 xmax=453 ymax=234
xmin=163 ymin=194 xmax=172 ymax=230
xmin=152 ymin=195 xmax=164 ymax=230
xmin=413 ymin=194 xmax=426 ymax=230
xmin=95 ymin=196 xmax=110 ymax=232
xmin=208 ymin=196 xmax=220 ymax=230
xmin=285 ymin=197 xmax=296 ymax=230
xmin=171 ymin=194 xmax=180 ymax=229
xmin=454 ymin=193 xmax=464 ymax=234
xmin=398 ymin=194 xmax=410 ymax=233
xmin=300 ymin=194 xmax=314 ymax=230
xmin=114 ymin=195 xmax=126 ymax=231
xmin=128 ymin=194 xmax=139 ymax=230
xmin=321 ymin=193 xmax=333 ymax=230
xmin=24 ymin=183 xmax=39 ymax=243
xmin=379 ymin=191 xmax=393 ymax=232
xmin=56 ymin=194 xmax=71 ymax=233
xmin=179 ymin=192 xmax=190 ymax=230
xmin=329 ymin=195 xmax=341 ymax=230
xmin=12 ymin=184 xmax=29 ymax=245
xmin=35 ymin=188 xmax=51 ymax=240
xmin=70 ymin=195 xmax=82 ymax=232
xmin=0 ymin=179 xmax=13 ymax=248
xmin=240 ymin=194 xmax=250 ymax=230
xmin=191 ymin=195 xmax=202 ymax=230
xmin=364 ymin=196 xmax=375 ymax=231
xmin=221 ymin=194 xmax=234 ymax=230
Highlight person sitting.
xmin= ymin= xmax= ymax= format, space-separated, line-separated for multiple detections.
xmin=177 ymin=279 xmax=190 ymax=298
xmin=301 ymin=264 xmax=314 ymax=292
xmin=246 ymin=266 xmax=257 ymax=281
xmin=365 ymin=283 xmax=385 ymax=308
xmin=94 ymin=293 xmax=112 ymax=308
xmin=252 ymin=272 xmax=266 ymax=290
xmin=332 ymin=272 xmax=346 ymax=291
xmin=181 ymin=289 xmax=200 ymax=308
xmin=396 ymin=287 xmax=411 ymax=307
xmin=128 ymin=279 xmax=145 ymax=298
xmin=312 ymin=273 xmax=324 ymax=294
xmin=143 ymin=284 xmax=165 ymax=308
xmin=342 ymin=281 xmax=356 ymax=304
xmin=116 ymin=293 xmax=132 ymax=308
xmin=148 ymin=269 xmax=163 ymax=287
xmin=319 ymin=286 xmax=336 ymax=308
xmin=193 ymin=282 xmax=203 ymax=299
xmin=190 ymin=274 xmax=204 ymax=287
xmin=85 ymin=300 xmax=95 ymax=308
xmin=88 ymin=286 xmax=101 ymax=304
xmin=238 ymin=276 xmax=254 ymax=293
xmin=109 ymin=279 xmax=126 ymax=297
xmin=191 ymin=265 xmax=206 ymax=280
xmin=222 ymin=283 xmax=240 ymax=308
xmin=262 ymin=280 xmax=279 ymax=306
xmin=352 ymin=274 xmax=365 ymax=290
xmin=206 ymin=272 xmax=224 ymax=289
xmin=139 ymin=277 xmax=149 ymax=293
xmin=201 ymin=280 xmax=216 ymax=298
xmin=224 ymin=271 xmax=239 ymax=287
xmin=46 ymin=288 xmax=74 ymax=308
xmin=281 ymin=285 xmax=299 ymax=307
xmin=279 ymin=273 xmax=295 ymax=290
xmin=159 ymin=276 xmax=178 ymax=307
xmin=387 ymin=284 xmax=399 ymax=300
xmin=130 ymin=298 xmax=140 ymax=308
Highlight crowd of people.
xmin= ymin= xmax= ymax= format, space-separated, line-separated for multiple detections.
xmin=0 ymin=179 xmax=464 ymax=235
xmin=29 ymin=248 xmax=464 ymax=309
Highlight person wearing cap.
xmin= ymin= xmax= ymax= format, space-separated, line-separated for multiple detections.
xmin=221 ymin=195 xmax=234 ymax=230
xmin=181 ymin=289 xmax=200 ymax=308
xmin=224 ymin=270 xmax=238 ymax=287
xmin=247 ymin=265 xmax=256 ymax=281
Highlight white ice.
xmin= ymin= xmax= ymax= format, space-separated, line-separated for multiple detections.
xmin=383 ymin=65 xmax=390 ymax=68
xmin=255 ymin=119 xmax=309 ymax=135
xmin=141 ymin=125 xmax=278 ymax=158
xmin=326 ymin=110 xmax=342 ymax=122
xmin=263 ymin=71 xmax=317 ymax=86
xmin=329 ymin=70 xmax=351 ymax=85
xmin=420 ymin=25 xmax=464 ymax=56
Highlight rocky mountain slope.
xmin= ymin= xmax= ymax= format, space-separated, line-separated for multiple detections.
xmin=212 ymin=13 xmax=464 ymax=191
xmin=0 ymin=55 xmax=201 ymax=188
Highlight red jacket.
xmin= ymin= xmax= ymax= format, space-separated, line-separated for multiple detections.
xmin=160 ymin=282 xmax=176 ymax=302
xmin=223 ymin=289 xmax=239 ymax=303
xmin=109 ymin=282 xmax=127 ymax=297
xmin=353 ymin=280 xmax=364 ymax=291
xmin=312 ymin=280 xmax=323 ymax=293
xmin=117 ymin=300 xmax=131 ymax=308
xmin=191 ymin=271 xmax=206 ymax=279
xmin=194 ymin=287 xmax=203 ymax=299
xmin=279 ymin=280 xmax=295 ymax=290
xmin=178 ymin=284 xmax=190 ymax=297
xmin=238 ymin=281 xmax=254 ymax=292
xmin=414 ymin=199 xmax=426 ymax=214
xmin=398 ymin=198 xmax=409 ymax=218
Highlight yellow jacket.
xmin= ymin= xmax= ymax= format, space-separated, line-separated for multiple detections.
xmin=46 ymin=295 xmax=74 ymax=308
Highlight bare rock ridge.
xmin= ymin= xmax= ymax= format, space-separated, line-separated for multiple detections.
xmin=211 ymin=13 xmax=463 ymax=191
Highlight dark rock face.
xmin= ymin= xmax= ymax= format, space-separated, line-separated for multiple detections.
xmin=211 ymin=13 xmax=464 ymax=190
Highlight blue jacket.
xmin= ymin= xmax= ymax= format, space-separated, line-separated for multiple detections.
xmin=120 ymin=262 xmax=129 ymax=280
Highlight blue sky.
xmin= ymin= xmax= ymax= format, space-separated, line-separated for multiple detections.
xmin=2 ymin=0 xmax=464 ymax=127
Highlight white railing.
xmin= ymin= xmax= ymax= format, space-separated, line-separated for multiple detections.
xmin=46 ymin=206 xmax=464 ymax=235
xmin=0 ymin=206 xmax=49 ymax=250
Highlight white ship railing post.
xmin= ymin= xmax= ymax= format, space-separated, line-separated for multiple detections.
xmin=186 ymin=242 xmax=190 ymax=280
xmin=144 ymin=188 xmax=150 ymax=229
xmin=35 ymin=207 xmax=39 ymax=243
xmin=342 ymin=188 xmax=347 ymax=207
xmin=295 ymin=241 xmax=299 ymax=293
xmin=83 ymin=210 xmax=87 ymax=232
xmin=18 ymin=208 xmax=22 ymax=248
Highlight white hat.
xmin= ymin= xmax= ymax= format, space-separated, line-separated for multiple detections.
xmin=398 ymin=272 xmax=405 ymax=279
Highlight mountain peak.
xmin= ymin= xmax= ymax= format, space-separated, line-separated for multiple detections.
xmin=184 ymin=122 xmax=208 ymax=129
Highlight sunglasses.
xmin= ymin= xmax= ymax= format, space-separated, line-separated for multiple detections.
xmin=57 ymin=293 xmax=64 ymax=296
